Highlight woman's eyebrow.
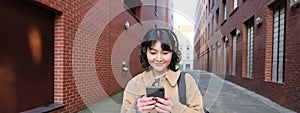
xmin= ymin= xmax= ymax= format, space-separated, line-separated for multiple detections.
xmin=149 ymin=48 xmax=157 ymax=51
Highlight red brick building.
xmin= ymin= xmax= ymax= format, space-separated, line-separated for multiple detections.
xmin=195 ymin=0 xmax=300 ymax=112
xmin=0 ymin=0 xmax=173 ymax=112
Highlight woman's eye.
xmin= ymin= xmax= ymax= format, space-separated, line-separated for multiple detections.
xmin=162 ymin=52 xmax=170 ymax=55
xmin=150 ymin=52 xmax=156 ymax=55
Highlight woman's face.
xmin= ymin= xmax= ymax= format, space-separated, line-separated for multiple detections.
xmin=147 ymin=41 xmax=172 ymax=75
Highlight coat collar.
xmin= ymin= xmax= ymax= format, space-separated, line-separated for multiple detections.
xmin=166 ymin=70 xmax=181 ymax=87
xmin=143 ymin=70 xmax=180 ymax=87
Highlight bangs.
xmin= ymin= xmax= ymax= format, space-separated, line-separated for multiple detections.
xmin=161 ymin=42 xmax=172 ymax=52
xmin=148 ymin=40 xmax=172 ymax=52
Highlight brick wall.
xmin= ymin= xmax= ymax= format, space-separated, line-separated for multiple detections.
xmin=196 ymin=0 xmax=300 ymax=112
xmin=33 ymin=0 xmax=171 ymax=112
xmin=36 ymin=0 xmax=102 ymax=112
xmin=34 ymin=0 xmax=131 ymax=112
xmin=129 ymin=46 xmax=144 ymax=77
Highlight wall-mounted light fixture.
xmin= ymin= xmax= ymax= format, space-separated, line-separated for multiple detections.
xmin=124 ymin=21 xmax=130 ymax=30
xmin=236 ymin=29 xmax=241 ymax=36
xmin=223 ymin=36 xmax=229 ymax=42
xmin=217 ymin=41 xmax=221 ymax=47
xmin=122 ymin=61 xmax=128 ymax=76
xmin=290 ymin=0 xmax=299 ymax=10
xmin=256 ymin=17 xmax=263 ymax=26
xmin=154 ymin=11 xmax=158 ymax=17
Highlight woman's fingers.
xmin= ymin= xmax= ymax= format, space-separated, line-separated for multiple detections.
xmin=156 ymin=96 xmax=173 ymax=106
xmin=137 ymin=95 xmax=173 ymax=112
xmin=155 ymin=96 xmax=173 ymax=112
xmin=137 ymin=96 xmax=157 ymax=112
xmin=155 ymin=102 xmax=172 ymax=112
xmin=137 ymin=100 xmax=156 ymax=107
xmin=139 ymin=104 xmax=156 ymax=111
xmin=155 ymin=106 xmax=169 ymax=113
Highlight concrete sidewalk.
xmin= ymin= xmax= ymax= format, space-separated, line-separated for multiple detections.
xmin=192 ymin=70 xmax=296 ymax=113
xmin=78 ymin=70 xmax=296 ymax=113
xmin=78 ymin=90 xmax=123 ymax=113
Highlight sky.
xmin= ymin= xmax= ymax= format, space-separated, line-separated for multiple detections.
xmin=173 ymin=0 xmax=198 ymax=27
xmin=172 ymin=0 xmax=198 ymax=46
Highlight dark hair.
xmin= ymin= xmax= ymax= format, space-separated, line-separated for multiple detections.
xmin=140 ymin=28 xmax=181 ymax=71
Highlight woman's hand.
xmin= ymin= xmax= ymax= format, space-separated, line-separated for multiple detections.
xmin=136 ymin=96 xmax=157 ymax=113
xmin=155 ymin=96 xmax=174 ymax=113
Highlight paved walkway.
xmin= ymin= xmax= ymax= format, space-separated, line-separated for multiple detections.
xmin=78 ymin=70 xmax=296 ymax=113
xmin=192 ymin=70 xmax=295 ymax=113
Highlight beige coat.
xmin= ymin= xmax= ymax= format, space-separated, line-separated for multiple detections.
xmin=121 ymin=70 xmax=204 ymax=113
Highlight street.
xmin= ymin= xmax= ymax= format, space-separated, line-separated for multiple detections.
xmin=79 ymin=70 xmax=296 ymax=113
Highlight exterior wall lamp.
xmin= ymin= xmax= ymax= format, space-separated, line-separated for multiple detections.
xmin=124 ymin=21 xmax=130 ymax=30
xmin=256 ymin=17 xmax=263 ymax=27
xmin=223 ymin=36 xmax=229 ymax=42
xmin=122 ymin=61 xmax=128 ymax=76
xmin=236 ymin=29 xmax=241 ymax=36
xmin=217 ymin=41 xmax=221 ymax=47
xmin=290 ymin=0 xmax=299 ymax=10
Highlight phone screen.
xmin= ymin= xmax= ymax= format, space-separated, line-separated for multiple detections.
xmin=146 ymin=86 xmax=165 ymax=98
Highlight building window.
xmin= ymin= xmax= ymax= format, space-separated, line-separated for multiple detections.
xmin=216 ymin=8 xmax=219 ymax=25
xmin=222 ymin=0 xmax=227 ymax=20
xmin=186 ymin=64 xmax=191 ymax=70
xmin=272 ymin=3 xmax=285 ymax=83
xmin=124 ymin=0 xmax=142 ymax=22
xmin=231 ymin=32 xmax=237 ymax=76
xmin=200 ymin=35 xmax=203 ymax=46
xmin=187 ymin=45 xmax=190 ymax=50
xmin=233 ymin=0 xmax=238 ymax=10
xmin=206 ymin=6 xmax=208 ymax=19
xmin=187 ymin=54 xmax=190 ymax=59
xmin=212 ymin=16 xmax=214 ymax=34
xmin=208 ymin=23 xmax=210 ymax=39
xmin=211 ymin=45 xmax=215 ymax=71
xmin=179 ymin=64 xmax=183 ymax=70
xmin=216 ymin=42 xmax=220 ymax=72
xmin=206 ymin=48 xmax=210 ymax=71
xmin=208 ymin=0 xmax=211 ymax=12
xmin=202 ymin=33 xmax=205 ymax=45
xmin=155 ymin=0 xmax=157 ymax=14
xmin=245 ymin=17 xmax=254 ymax=78
xmin=205 ymin=28 xmax=208 ymax=40
xmin=223 ymin=39 xmax=227 ymax=74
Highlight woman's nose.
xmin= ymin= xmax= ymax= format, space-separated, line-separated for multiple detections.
xmin=155 ymin=54 xmax=163 ymax=61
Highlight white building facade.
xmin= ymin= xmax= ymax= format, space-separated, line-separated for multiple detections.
xmin=175 ymin=25 xmax=194 ymax=70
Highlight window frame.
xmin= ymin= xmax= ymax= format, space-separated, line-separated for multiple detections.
xmin=212 ymin=16 xmax=214 ymax=35
xmin=271 ymin=3 xmax=286 ymax=83
xmin=123 ymin=0 xmax=142 ymax=23
xmin=231 ymin=32 xmax=237 ymax=76
xmin=222 ymin=0 xmax=227 ymax=21
xmin=246 ymin=18 xmax=254 ymax=78
xmin=216 ymin=8 xmax=219 ymax=25
xmin=186 ymin=64 xmax=191 ymax=70
xmin=233 ymin=0 xmax=238 ymax=10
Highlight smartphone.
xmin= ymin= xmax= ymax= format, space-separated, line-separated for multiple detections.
xmin=146 ymin=86 xmax=165 ymax=99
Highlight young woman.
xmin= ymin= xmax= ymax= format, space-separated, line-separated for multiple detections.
xmin=121 ymin=28 xmax=204 ymax=113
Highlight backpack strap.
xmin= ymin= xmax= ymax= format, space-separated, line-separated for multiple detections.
xmin=177 ymin=71 xmax=210 ymax=113
xmin=177 ymin=72 xmax=187 ymax=105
